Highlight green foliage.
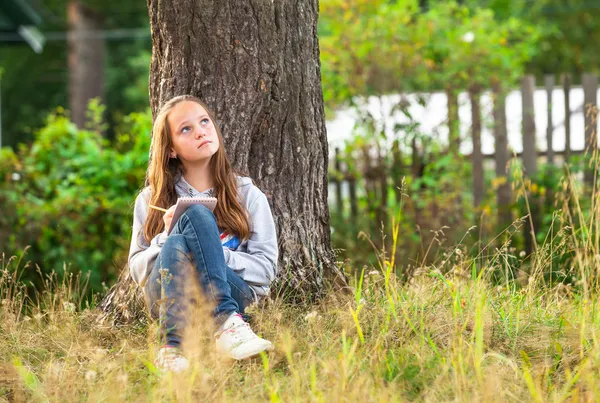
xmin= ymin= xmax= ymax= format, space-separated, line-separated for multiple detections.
xmin=319 ymin=0 xmax=426 ymax=109
xmin=420 ymin=2 xmax=539 ymax=90
xmin=330 ymin=117 xmax=480 ymax=271
xmin=532 ymin=0 xmax=600 ymax=73
xmin=330 ymin=132 xmax=594 ymax=290
xmin=319 ymin=0 xmax=540 ymax=111
xmin=469 ymin=0 xmax=600 ymax=74
xmin=0 ymin=105 xmax=152 ymax=292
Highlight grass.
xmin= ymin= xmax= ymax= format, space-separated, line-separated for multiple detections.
xmin=2 ymin=170 xmax=600 ymax=402
xmin=2 ymin=255 xmax=599 ymax=401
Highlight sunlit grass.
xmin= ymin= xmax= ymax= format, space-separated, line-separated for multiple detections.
xmin=2 ymin=165 xmax=600 ymax=401
xmin=2 ymin=253 xmax=599 ymax=401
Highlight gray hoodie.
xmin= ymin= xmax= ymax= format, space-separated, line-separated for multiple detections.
xmin=128 ymin=176 xmax=278 ymax=298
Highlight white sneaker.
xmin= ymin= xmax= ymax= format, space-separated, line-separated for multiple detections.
xmin=215 ymin=313 xmax=273 ymax=360
xmin=154 ymin=346 xmax=190 ymax=372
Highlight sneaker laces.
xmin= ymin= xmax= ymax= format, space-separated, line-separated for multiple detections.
xmin=219 ymin=314 xmax=258 ymax=343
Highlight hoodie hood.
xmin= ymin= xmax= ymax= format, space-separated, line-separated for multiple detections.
xmin=175 ymin=175 xmax=253 ymax=198
xmin=236 ymin=176 xmax=253 ymax=188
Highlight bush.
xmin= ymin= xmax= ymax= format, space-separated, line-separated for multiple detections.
xmin=0 ymin=106 xmax=152 ymax=293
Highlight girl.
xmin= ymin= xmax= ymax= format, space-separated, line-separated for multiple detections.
xmin=128 ymin=95 xmax=278 ymax=371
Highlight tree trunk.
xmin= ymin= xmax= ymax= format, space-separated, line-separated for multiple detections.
xmin=493 ymin=83 xmax=512 ymax=228
xmin=67 ymin=1 xmax=104 ymax=129
xmin=98 ymin=0 xmax=347 ymax=325
xmin=469 ymin=88 xmax=484 ymax=208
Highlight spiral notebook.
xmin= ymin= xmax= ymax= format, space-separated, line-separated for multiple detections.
xmin=167 ymin=197 xmax=218 ymax=234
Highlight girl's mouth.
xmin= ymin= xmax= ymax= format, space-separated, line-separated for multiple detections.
xmin=198 ymin=141 xmax=211 ymax=148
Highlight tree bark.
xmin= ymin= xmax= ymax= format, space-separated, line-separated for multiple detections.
xmin=98 ymin=0 xmax=347 ymax=324
xmin=67 ymin=1 xmax=105 ymax=129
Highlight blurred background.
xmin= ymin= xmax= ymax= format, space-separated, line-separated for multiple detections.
xmin=0 ymin=0 xmax=598 ymax=295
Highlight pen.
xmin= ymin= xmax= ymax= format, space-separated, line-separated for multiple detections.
xmin=149 ymin=204 xmax=168 ymax=213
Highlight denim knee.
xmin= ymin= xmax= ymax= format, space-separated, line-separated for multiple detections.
xmin=162 ymin=234 xmax=189 ymax=254
xmin=160 ymin=234 xmax=196 ymax=276
xmin=181 ymin=204 xmax=216 ymax=227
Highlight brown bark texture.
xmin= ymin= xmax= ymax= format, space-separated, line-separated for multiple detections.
xmin=67 ymin=1 xmax=104 ymax=129
xmin=98 ymin=0 xmax=347 ymax=325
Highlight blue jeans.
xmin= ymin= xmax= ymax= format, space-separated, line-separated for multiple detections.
xmin=144 ymin=204 xmax=256 ymax=348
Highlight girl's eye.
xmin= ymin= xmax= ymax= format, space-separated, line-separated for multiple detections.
xmin=181 ymin=126 xmax=191 ymax=133
xmin=201 ymin=118 xmax=210 ymax=125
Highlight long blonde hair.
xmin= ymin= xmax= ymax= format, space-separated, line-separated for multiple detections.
xmin=142 ymin=95 xmax=250 ymax=243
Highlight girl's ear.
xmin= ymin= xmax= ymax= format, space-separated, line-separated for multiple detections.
xmin=169 ymin=149 xmax=177 ymax=159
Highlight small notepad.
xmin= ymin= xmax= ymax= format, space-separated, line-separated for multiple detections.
xmin=167 ymin=197 xmax=218 ymax=234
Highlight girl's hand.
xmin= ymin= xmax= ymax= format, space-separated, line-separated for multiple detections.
xmin=163 ymin=205 xmax=177 ymax=232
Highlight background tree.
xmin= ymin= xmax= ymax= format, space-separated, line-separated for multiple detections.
xmin=0 ymin=0 xmax=149 ymax=146
xmin=67 ymin=0 xmax=105 ymax=129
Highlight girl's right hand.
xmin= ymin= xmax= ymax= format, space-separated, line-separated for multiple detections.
xmin=163 ymin=204 xmax=177 ymax=232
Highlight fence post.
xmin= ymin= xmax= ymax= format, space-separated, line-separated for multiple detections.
xmin=470 ymin=87 xmax=484 ymax=208
xmin=348 ymin=174 xmax=358 ymax=221
xmin=493 ymin=82 xmax=512 ymax=227
xmin=391 ymin=139 xmax=403 ymax=204
xmin=562 ymin=73 xmax=572 ymax=163
xmin=362 ymin=146 xmax=376 ymax=219
xmin=334 ymin=148 xmax=344 ymax=216
xmin=582 ymin=73 xmax=598 ymax=187
xmin=521 ymin=75 xmax=539 ymax=254
xmin=446 ymin=87 xmax=460 ymax=156
xmin=521 ymin=75 xmax=537 ymax=176
xmin=545 ymin=75 xmax=555 ymax=165
xmin=379 ymin=157 xmax=388 ymax=231
xmin=411 ymin=136 xmax=423 ymax=233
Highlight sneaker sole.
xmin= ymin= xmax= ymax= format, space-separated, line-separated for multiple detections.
xmin=224 ymin=342 xmax=274 ymax=360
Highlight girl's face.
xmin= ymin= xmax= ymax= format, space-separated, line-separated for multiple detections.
xmin=168 ymin=101 xmax=220 ymax=165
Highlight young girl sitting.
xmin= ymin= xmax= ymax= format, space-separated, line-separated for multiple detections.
xmin=128 ymin=95 xmax=278 ymax=371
